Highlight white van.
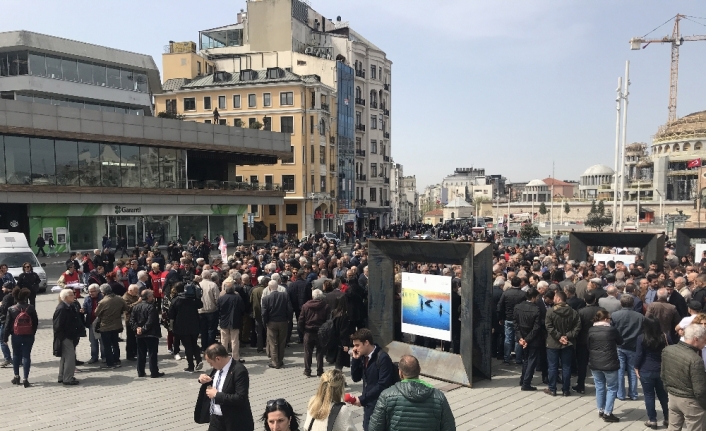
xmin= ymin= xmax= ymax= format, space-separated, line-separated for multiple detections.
xmin=0 ymin=231 xmax=47 ymax=292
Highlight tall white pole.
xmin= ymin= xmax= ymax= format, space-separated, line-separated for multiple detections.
xmin=550 ymin=162 xmax=554 ymax=237
xmin=531 ymin=195 xmax=535 ymax=225
xmin=612 ymin=76 xmax=622 ymax=231
xmin=636 ymin=181 xmax=641 ymax=230
xmin=618 ymin=61 xmax=630 ymax=231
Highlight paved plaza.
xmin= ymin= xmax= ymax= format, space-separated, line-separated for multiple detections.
xmin=0 ymin=291 xmax=660 ymax=431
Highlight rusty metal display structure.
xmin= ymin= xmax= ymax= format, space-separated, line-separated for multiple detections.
xmin=675 ymin=228 xmax=706 ymax=258
xmin=366 ymin=239 xmax=493 ymax=387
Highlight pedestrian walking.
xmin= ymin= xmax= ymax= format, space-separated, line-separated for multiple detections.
xmin=129 ymin=289 xmax=164 ymax=378
xmin=3 ymin=288 xmax=38 ymax=387
xmin=17 ymin=263 xmax=41 ymax=306
xmin=53 ymin=289 xmax=82 ymax=385
xmin=35 ymin=234 xmax=46 ymax=257
xmin=169 ymin=283 xmax=205 ymax=372
xmin=262 ymin=279 xmax=292 ymax=369
xmin=0 ymin=282 xmax=17 ymax=367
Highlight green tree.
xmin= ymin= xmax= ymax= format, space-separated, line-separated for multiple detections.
xmin=519 ymin=223 xmax=540 ymax=243
xmin=157 ymin=111 xmax=184 ymax=120
xmin=539 ymin=202 xmax=547 ymax=216
xmin=564 ymin=202 xmax=570 ymax=215
xmin=249 ymin=121 xmax=263 ymax=130
xmin=597 ymin=200 xmax=606 ymax=216
xmin=589 ymin=200 xmax=597 ymax=215
xmin=234 ymin=118 xmax=244 ymax=127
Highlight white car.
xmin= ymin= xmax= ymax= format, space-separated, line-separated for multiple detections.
xmin=412 ymin=233 xmax=433 ymax=240
xmin=322 ymin=232 xmax=340 ymax=244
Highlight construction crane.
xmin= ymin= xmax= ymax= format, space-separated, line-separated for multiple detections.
xmin=629 ymin=14 xmax=706 ymax=123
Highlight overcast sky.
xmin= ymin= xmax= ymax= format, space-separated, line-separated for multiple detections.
xmin=4 ymin=0 xmax=706 ymax=191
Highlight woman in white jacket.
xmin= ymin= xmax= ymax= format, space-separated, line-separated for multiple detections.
xmin=303 ymin=369 xmax=357 ymax=431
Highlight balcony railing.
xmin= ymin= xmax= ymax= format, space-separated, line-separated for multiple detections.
xmin=383 ymin=155 xmax=390 ymax=162
xmin=355 ymin=199 xmax=367 ymax=206
xmin=187 ymin=180 xmax=281 ymax=191
xmin=356 ymin=149 xmax=366 ymax=157
xmin=329 ymin=136 xmax=335 ymax=144
xmin=330 ymin=163 xmax=336 ymax=172
xmin=355 ymin=98 xmax=366 ymax=106
xmin=383 ymin=132 xmax=390 ymax=139
xmin=383 ymin=108 xmax=390 ymax=116
xmin=383 ymin=83 xmax=390 ymax=91
xmin=370 ymin=102 xmax=378 ymax=109
xmin=321 ymin=103 xmax=330 ymax=112
xmin=384 ymin=200 xmax=391 ymax=206
xmin=356 ymin=69 xmax=366 ymax=78
xmin=356 ymin=124 xmax=366 ymax=132
xmin=357 ymin=174 xmax=367 ymax=181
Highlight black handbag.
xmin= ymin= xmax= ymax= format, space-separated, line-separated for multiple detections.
xmin=52 ymin=337 xmax=62 ymax=357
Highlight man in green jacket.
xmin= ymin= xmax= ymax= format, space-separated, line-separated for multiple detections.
xmin=662 ymin=323 xmax=706 ymax=430
xmin=544 ymin=290 xmax=581 ymax=397
xmin=368 ymin=355 xmax=455 ymax=431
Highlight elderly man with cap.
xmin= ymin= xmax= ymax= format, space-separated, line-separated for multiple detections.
xmin=588 ymin=278 xmax=607 ymax=301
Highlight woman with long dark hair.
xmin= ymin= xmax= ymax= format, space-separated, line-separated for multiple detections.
xmin=635 ymin=317 xmax=669 ymax=428
xmin=17 ymin=263 xmax=40 ymax=306
xmin=332 ymin=296 xmax=352 ymax=371
xmin=2 ymin=288 xmax=39 ymax=387
xmin=261 ymin=399 xmax=300 ymax=431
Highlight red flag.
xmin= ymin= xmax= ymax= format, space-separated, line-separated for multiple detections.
xmin=688 ymin=158 xmax=701 ymax=169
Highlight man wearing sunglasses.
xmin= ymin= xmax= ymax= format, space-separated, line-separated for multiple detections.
xmin=194 ymin=343 xmax=253 ymax=431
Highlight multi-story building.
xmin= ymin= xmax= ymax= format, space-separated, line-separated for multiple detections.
xmin=390 ymin=161 xmax=402 ymax=224
xmin=0 ymin=31 xmax=160 ymax=115
xmin=401 ymin=176 xmax=419 ymax=224
xmin=419 ymin=183 xmax=443 ymax=218
xmin=0 ymin=32 xmax=289 ymax=252
xmin=156 ymin=59 xmax=336 ymax=238
xmin=156 ymin=0 xmax=392 ymax=235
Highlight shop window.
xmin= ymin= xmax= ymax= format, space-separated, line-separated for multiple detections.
xmin=78 ymin=141 xmax=100 ymax=187
xmin=179 ymin=216 xmax=209 ymax=240
xmin=30 ymin=138 xmax=56 ymax=185
xmin=286 ymin=204 xmax=298 ymax=215
xmin=54 ymin=140 xmax=78 ymax=186
xmin=140 ymin=146 xmax=160 ymax=188
xmin=120 ymin=145 xmax=140 ymax=188
xmin=159 ymin=148 xmax=185 ymax=189
xmin=4 ymin=136 xmax=31 ymax=185
xmin=100 ymin=143 xmax=121 ymax=187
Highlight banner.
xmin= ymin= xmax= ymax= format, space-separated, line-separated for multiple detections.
xmin=695 ymin=244 xmax=706 ymax=263
xmin=219 ymin=235 xmax=228 ymax=262
xmin=401 ymin=273 xmax=452 ymax=341
xmin=593 ymin=253 xmax=636 ymax=266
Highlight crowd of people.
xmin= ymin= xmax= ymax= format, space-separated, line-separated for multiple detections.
xmin=0 ymin=231 xmax=457 ymax=431
xmin=493 ymin=236 xmax=706 ymax=429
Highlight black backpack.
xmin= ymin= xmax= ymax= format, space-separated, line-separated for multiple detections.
xmin=317 ymin=318 xmax=336 ymax=349
xmin=306 ymin=402 xmax=345 ymax=431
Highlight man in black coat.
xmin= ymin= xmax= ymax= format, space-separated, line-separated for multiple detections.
xmin=666 ymin=279 xmax=689 ymax=318
xmin=195 ymin=343 xmax=253 ymax=431
xmin=573 ymin=292 xmax=605 ymax=393
xmin=129 ymin=289 xmax=164 ymax=378
xmin=497 ymin=277 xmax=527 ymax=365
xmin=514 ymin=288 xmax=542 ymax=391
xmin=286 ymin=272 xmax=307 ymax=344
xmin=217 ymin=281 xmax=245 ymax=362
xmin=53 ymin=289 xmax=82 ymax=385
xmin=350 ymin=328 xmax=396 ymax=431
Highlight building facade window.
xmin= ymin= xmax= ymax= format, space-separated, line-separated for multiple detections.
xmin=184 ymin=98 xmax=196 ymax=111
xmin=269 ymin=205 xmax=277 ymax=216
xmin=370 ymin=140 xmax=377 ymax=154
xmin=263 ymin=93 xmax=271 ymax=107
xmin=250 ymin=204 xmax=258 ymax=216
xmin=248 ymin=94 xmax=256 ymax=108
xmin=204 ymin=96 xmax=211 ymax=110
xmin=282 ymin=175 xmax=295 ymax=192
xmin=233 ymin=95 xmax=241 ymax=109
xmin=371 ymin=163 xmax=377 ymax=177
xmin=286 ymin=204 xmax=298 ymax=215
xmin=280 ymin=116 xmax=294 ymax=134
xmin=370 ymin=115 xmax=377 ymax=129
xmin=371 ymin=65 xmax=377 ymax=80
xmin=165 ymin=99 xmax=177 ymax=114
xmin=218 ymin=95 xmax=226 ymax=109
xmin=320 ymin=175 xmax=326 ymax=191
xmin=320 ymin=146 xmax=326 ymax=165
xmin=370 ymin=188 xmax=377 ymax=202
xmin=280 ymin=92 xmax=294 ymax=106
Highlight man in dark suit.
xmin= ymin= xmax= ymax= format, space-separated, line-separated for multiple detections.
xmin=194 ymin=343 xmax=253 ymax=431
xmin=350 ymin=328 xmax=396 ymax=431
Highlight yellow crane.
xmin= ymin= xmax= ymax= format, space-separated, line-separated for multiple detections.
xmin=630 ymin=14 xmax=706 ymax=123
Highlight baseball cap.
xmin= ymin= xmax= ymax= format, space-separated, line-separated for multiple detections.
xmin=688 ymin=300 xmax=702 ymax=311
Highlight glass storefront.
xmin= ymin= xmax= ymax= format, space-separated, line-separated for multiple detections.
xmin=208 ymin=216 xmax=239 ymax=240
xmin=14 ymin=92 xmax=146 ymax=115
xmin=0 ymin=134 xmax=185 ymax=188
